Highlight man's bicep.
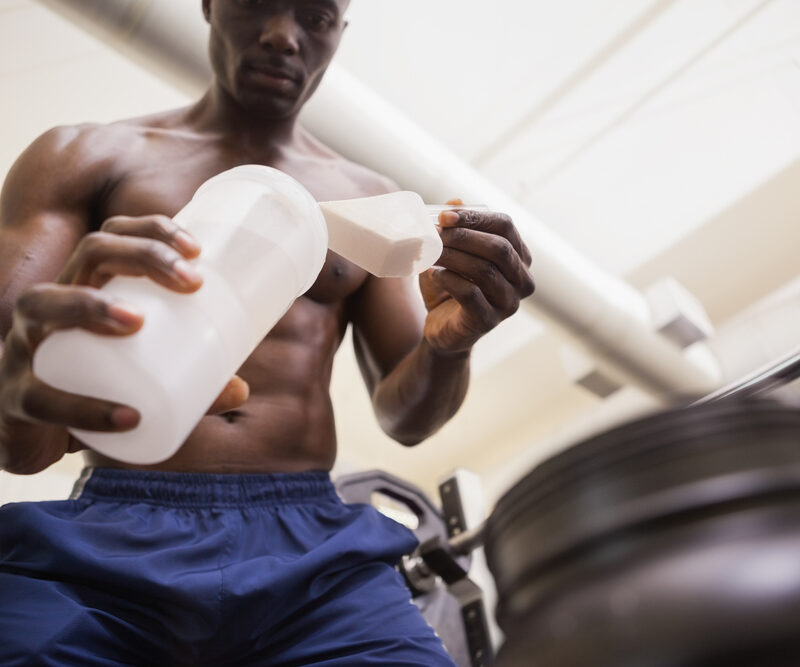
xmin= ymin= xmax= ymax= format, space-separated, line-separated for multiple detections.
xmin=0 ymin=129 xmax=95 ymax=335
xmin=349 ymin=275 xmax=426 ymax=395
xmin=0 ymin=214 xmax=87 ymax=337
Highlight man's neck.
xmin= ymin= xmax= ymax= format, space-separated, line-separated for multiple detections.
xmin=188 ymin=83 xmax=301 ymax=150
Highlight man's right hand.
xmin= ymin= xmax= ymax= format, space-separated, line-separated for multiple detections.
xmin=0 ymin=215 xmax=247 ymax=475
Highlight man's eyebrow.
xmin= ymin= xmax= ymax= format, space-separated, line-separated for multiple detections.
xmin=305 ymin=0 xmax=340 ymax=13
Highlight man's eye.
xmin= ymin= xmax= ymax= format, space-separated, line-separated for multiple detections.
xmin=302 ymin=12 xmax=333 ymax=29
xmin=237 ymin=0 xmax=265 ymax=7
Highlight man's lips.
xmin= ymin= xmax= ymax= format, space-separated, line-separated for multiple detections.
xmin=244 ymin=62 xmax=302 ymax=89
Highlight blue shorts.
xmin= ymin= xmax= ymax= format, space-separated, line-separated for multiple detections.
xmin=0 ymin=468 xmax=456 ymax=666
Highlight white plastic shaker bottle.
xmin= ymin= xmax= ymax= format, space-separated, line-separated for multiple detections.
xmin=33 ymin=165 xmax=328 ymax=464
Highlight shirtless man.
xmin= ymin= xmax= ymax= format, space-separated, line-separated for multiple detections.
xmin=0 ymin=0 xmax=534 ymax=664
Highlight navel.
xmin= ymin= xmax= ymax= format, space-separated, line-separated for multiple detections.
xmin=219 ymin=410 xmax=243 ymax=424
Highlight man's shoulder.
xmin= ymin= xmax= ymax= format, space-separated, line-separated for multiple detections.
xmin=37 ymin=106 xmax=190 ymax=156
xmin=6 ymin=122 xmax=130 ymax=206
xmin=19 ymin=108 xmax=192 ymax=189
xmin=0 ymin=122 xmax=119 ymax=228
xmin=24 ymin=120 xmax=143 ymax=174
xmin=28 ymin=122 xmax=105 ymax=158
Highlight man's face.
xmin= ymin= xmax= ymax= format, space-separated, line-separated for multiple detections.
xmin=204 ymin=0 xmax=349 ymax=118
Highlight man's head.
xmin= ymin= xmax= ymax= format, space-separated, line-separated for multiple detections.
xmin=202 ymin=0 xmax=350 ymax=119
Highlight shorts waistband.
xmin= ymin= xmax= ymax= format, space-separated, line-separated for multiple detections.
xmin=71 ymin=467 xmax=339 ymax=508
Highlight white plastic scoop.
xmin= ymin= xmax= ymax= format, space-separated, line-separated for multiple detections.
xmin=319 ymin=192 xmax=485 ymax=278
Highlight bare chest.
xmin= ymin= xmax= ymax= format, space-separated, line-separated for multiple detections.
xmin=97 ymin=142 xmax=370 ymax=305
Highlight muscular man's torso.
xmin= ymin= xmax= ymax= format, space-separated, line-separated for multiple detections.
xmin=79 ymin=108 xmax=395 ymax=474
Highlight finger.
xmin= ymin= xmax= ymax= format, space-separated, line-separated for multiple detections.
xmin=438 ymin=226 xmax=535 ymax=294
xmin=207 ymin=376 xmax=250 ymax=415
xmin=0 ymin=417 xmax=73 ymax=474
xmin=9 ymin=377 xmax=140 ymax=433
xmin=67 ymin=435 xmax=88 ymax=453
xmin=438 ymin=210 xmax=532 ymax=267
xmin=418 ymin=268 xmax=451 ymax=310
xmin=435 ymin=247 xmax=518 ymax=312
xmin=13 ymin=284 xmax=144 ymax=352
xmin=429 ymin=268 xmax=497 ymax=330
xmin=100 ymin=215 xmax=201 ymax=258
xmin=58 ymin=232 xmax=203 ymax=291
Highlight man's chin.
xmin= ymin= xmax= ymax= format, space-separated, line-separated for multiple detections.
xmin=239 ymin=93 xmax=301 ymax=120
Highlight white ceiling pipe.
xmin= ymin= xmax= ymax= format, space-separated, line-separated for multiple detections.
xmin=34 ymin=0 xmax=722 ymax=399
xmin=306 ymin=67 xmax=721 ymax=398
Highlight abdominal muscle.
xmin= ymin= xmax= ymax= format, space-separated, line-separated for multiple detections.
xmin=82 ymin=295 xmax=347 ymax=474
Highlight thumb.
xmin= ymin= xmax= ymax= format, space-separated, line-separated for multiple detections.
xmin=207 ymin=375 xmax=250 ymax=415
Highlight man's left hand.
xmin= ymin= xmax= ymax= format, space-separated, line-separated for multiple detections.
xmin=419 ymin=201 xmax=535 ymax=355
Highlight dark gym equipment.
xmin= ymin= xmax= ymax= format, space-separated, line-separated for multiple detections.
xmin=485 ymin=398 xmax=800 ymax=666
xmin=335 ymin=470 xmax=493 ymax=667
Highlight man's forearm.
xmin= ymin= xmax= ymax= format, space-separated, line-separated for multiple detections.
xmin=372 ymin=339 xmax=470 ymax=446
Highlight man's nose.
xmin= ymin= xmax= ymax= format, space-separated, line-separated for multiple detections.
xmin=258 ymin=13 xmax=300 ymax=56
